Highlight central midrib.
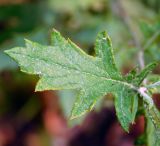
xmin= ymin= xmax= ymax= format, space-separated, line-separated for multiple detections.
xmin=10 ymin=51 xmax=137 ymax=90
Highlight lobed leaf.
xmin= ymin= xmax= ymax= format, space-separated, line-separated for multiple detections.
xmin=4 ymin=29 xmax=156 ymax=132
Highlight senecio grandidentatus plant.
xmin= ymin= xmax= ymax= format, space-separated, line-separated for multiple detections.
xmin=5 ymin=29 xmax=160 ymax=145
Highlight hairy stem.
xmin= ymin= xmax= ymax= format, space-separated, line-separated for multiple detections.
xmin=137 ymin=87 xmax=153 ymax=108
xmin=146 ymin=81 xmax=160 ymax=89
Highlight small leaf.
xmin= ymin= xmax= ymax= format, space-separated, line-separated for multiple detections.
xmin=134 ymin=62 xmax=157 ymax=85
xmin=125 ymin=67 xmax=138 ymax=82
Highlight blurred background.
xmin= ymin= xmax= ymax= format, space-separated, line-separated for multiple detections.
xmin=0 ymin=0 xmax=160 ymax=146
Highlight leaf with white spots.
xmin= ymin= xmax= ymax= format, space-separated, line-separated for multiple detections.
xmin=4 ymin=29 xmax=156 ymax=132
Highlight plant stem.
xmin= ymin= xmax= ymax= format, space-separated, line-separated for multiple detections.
xmin=146 ymin=81 xmax=160 ymax=89
xmin=137 ymin=87 xmax=153 ymax=108
xmin=111 ymin=0 xmax=145 ymax=70
xmin=143 ymin=29 xmax=160 ymax=51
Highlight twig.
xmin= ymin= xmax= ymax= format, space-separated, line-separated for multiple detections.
xmin=111 ymin=0 xmax=145 ymax=70
xmin=143 ymin=29 xmax=160 ymax=51
xmin=146 ymin=81 xmax=160 ymax=89
xmin=138 ymin=50 xmax=145 ymax=70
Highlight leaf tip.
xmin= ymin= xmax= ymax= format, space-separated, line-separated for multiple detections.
xmin=4 ymin=48 xmax=17 ymax=58
xmin=35 ymin=82 xmax=43 ymax=92
xmin=70 ymin=108 xmax=88 ymax=120
xmin=51 ymin=28 xmax=61 ymax=37
xmin=96 ymin=31 xmax=112 ymax=49
xmin=52 ymin=28 xmax=59 ymax=33
xmin=24 ymin=38 xmax=34 ymax=48
xmin=69 ymin=115 xmax=77 ymax=120
xmin=99 ymin=31 xmax=110 ymax=39
xmin=35 ymin=87 xmax=41 ymax=92
xmin=69 ymin=112 xmax=84 ymax=120
xmin=4 ymin=49 xmax=10 ymax=55
xmin=24 ymin=38 xmax=30 ymax=43
xmin=121 ymin=124 xmax=130 ymax=133
xmin=50 ymin=28 xmax=63 ymax=45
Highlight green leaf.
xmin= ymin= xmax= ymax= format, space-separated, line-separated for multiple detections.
xmin=146 ymin=119 xmax=160 ymax=146
xmin=125 ymin=67 xmax=138 ymax=82
xmin=146 ymin=105 xmax=160 ymax=146
xmin=4 ymin=29 xmax=155 ymax=131
xmin=133 ymin=62 xmax=157 ymax=86
xmin=95 ymin=32 xmax=121 ymax=79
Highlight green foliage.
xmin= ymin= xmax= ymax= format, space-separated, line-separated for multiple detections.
xmin=146 ymin=106 xmax=160 ymax=146
xmin=5 ymin=29 xmax=160 ymax=134
xmin=139 ymin=21 xmax=160 ymax=63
